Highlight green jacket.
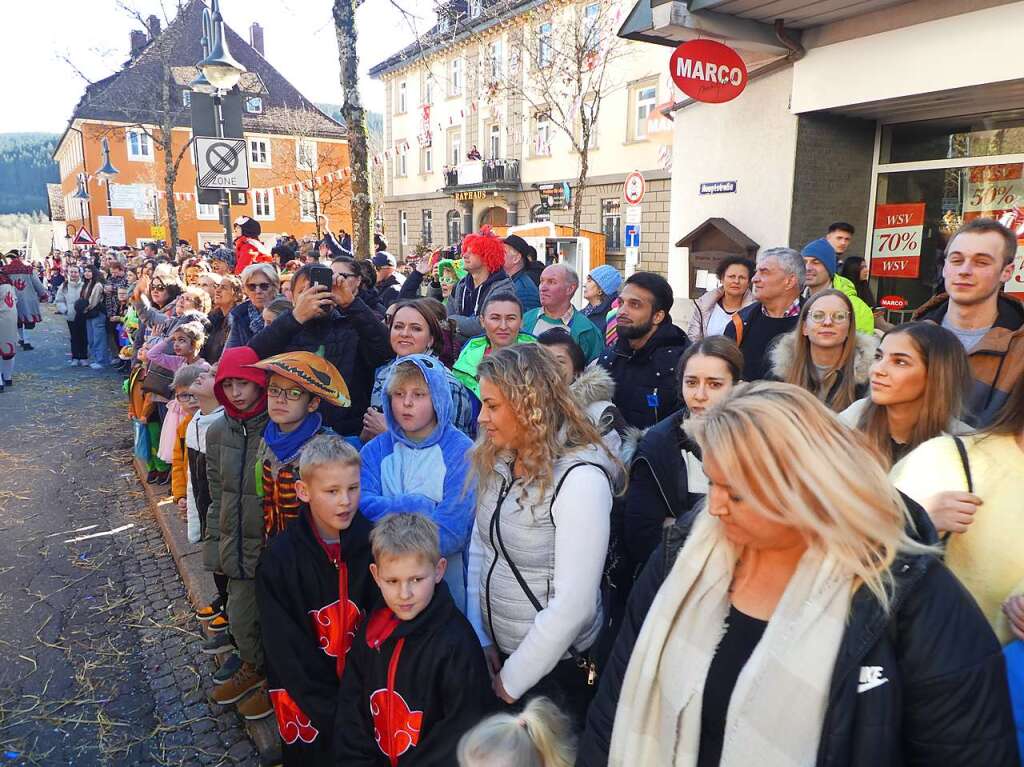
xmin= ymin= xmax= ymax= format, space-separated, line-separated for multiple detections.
xmin=833 ymin=274 xmax=875 ymax=335
xmin=523 ymin=306 xmax=604 ymax=362
xmin=452 ymin=333 xmax=536 ymax=397
xmin=202 ymin=408 xmax=270 ymax=579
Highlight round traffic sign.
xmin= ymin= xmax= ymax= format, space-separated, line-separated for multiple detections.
xmin=206 ymin=142 xmax=240 ymax=175
xmin=624 ymin=171 xmax=646 ymax=205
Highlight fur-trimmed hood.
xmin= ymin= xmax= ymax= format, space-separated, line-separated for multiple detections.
xmin=571 ymin=364 xmax=642 ymax=465
xmin=769 ymin=329 xmax=878 ymax=385
xmin=571 ymin=363 xmax=617 ymax=409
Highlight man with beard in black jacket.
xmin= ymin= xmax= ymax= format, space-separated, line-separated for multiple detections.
xmin=596 ymin=271 xmax=689 ymax=428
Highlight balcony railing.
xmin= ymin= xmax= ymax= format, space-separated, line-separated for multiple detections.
xmin=443 ymin=158 xmax=520 ymax=188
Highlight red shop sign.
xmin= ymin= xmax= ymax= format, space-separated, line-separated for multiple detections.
xmin=669 ymin=40 xmax=748 ymax=104
xmin=870 ymin=203 xmax=925 ymax=279
xmin=879 ymin=295 xmax=908 ymax=310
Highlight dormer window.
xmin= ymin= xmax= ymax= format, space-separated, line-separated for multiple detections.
xmin=438 ymin=13 xmax=451 ymax=32
xmin=469 ymin=0 xmax=482 ymax=18
xmin=245 ymin=96 xmax=263 ymax=114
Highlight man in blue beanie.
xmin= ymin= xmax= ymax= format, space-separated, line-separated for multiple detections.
xmin=802 ymin=238 xmax=874 ymax=333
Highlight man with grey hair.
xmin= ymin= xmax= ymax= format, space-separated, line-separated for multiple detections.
xmin=724 ymin=247 xmax=806 ymax=380
xmin=523 ymin=262 xmax=604 ymax=362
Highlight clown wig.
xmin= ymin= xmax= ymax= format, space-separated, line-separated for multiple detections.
xmin=461 ymin=226 xmax=506 ymax=273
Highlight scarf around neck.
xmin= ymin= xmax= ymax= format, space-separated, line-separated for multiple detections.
xmin=263 ymin=411 xmax=322 ymax=462
xmin=608 ymin=509 xmax=852 ymax=767
xmin=246 ymin=301 xmax=265 ymax=335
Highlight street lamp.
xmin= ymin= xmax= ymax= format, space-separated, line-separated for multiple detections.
xmin=71 ymin=172 xmax=91 ymax=240
xmin=95 ymin=137 xmax=119 ymax=216
xmin=199 ymin=0 xmax=245 ymax=91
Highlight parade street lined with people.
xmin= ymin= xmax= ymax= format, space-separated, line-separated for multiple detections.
xmin=3 ymin=0 xmax=1024 ymax=765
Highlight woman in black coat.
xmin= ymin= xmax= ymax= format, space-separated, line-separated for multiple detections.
xmin=623 ymin=337 xmax=743 ymax=575
xmin=579 ymin=382 xmax=1018 ymax=767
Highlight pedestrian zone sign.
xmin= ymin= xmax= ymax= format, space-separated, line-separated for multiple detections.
xmin=194 ymin=137 xmax=249 ymax=190
xmin=73 ymin=227 xmax=96 ymax=246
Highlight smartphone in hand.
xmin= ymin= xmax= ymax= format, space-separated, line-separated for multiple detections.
xmin=309 ymin=265 xmax=333 ymax=293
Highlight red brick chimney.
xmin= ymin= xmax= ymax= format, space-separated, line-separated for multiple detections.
xmin=249 ymin=23 xmax=265 ymax=56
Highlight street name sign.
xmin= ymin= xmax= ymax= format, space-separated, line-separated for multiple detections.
xmin=195 ymin=137 xmax=249 ymax=190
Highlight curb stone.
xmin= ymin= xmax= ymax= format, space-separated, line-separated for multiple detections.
xmin=133 ymin=457 xmax=283 ymax=766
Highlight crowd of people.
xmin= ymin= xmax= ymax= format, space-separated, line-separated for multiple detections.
xmin=6 ymin=212 xmax=1024 ymax=766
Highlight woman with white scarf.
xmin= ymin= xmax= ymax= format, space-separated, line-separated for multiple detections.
xmin=577 ymin=381 xmax=1018 ymax=767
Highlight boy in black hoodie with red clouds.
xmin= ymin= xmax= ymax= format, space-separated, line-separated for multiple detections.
xmin=256 ymin=435 xmax=378 ymax=765
xmin=335 ymin=513 xmax=492 ymax=766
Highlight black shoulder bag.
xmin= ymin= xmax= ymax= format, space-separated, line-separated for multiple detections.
xmin=941 ymin=435 xmax=974 ymax=545
xmin=491 ymin=462 xmax=610 ymax=687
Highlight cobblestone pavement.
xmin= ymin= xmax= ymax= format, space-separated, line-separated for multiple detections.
xmin=0 ymin=312 xmax=257 ymax=765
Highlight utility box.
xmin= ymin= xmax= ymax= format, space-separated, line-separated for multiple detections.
xmin=676 ymin=217 xmax=759 ymax=297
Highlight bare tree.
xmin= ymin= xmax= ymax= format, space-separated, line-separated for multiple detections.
xmin=493 ymin=0 xmax=626 ymax=234
xmin=333 ymin=0 xmax=372 ymax=259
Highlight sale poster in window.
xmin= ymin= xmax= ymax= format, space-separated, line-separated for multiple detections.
xmin=870 ymin=203 xmax=925 ymax=279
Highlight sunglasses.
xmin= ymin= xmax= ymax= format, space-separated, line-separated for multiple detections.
xmin=151 ymin=282 xmax=166 ymax=290
xmin=246 ymin=282 xmax=273 ymax=292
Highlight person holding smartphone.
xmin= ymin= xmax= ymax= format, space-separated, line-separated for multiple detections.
xmin=246 ymin=259 xmax=393 ymax=438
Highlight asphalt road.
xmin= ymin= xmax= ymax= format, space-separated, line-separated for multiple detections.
xmin=0 ymin=310 xmax=255 ymax=765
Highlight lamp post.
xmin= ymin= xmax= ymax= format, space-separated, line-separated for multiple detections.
xmin=191 ymin=0 xmax=245 ymax=247
xmin=71 ymin=173 xmax=91 ymax=245
xmin=95 ymin=137 xmax=119 ymax=216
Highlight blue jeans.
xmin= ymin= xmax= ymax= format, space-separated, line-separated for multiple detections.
xmin=86 ymin=314 xmax=110 ymax=364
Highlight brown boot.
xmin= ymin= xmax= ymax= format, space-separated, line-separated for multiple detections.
xmin=236 ymin=684 xmax=273 ymax=720
xmin=210 ymin=661 xmax=265 ymax=705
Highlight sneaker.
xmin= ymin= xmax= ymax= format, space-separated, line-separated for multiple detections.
xmin=146 ymin=470 xmax=159 ymax=484
xmin=236 ymin=685 xmax=273 ymax=720
xmin=210 ymin=661 xmax=265 ymax=705
xmin=2 ymin=378 xmax=9 ymax=387
xmin=154 ymin=470 xmax=170 ymax=485
xmin=196 ymin=600 xmax=226 ymax=622
xmin=68 ymin=359 xmax=79 ymax=367
xmin=200 ymin=631 xmax=234 ymax=656
xmin=89 ymin=362 xmax=103 ymax=370
xmin=212 ymin=652 xmax=242 ymax=683
xmin=208 ymin=614 xmax=230 ymax=632
xmin=19 ymin=342 xmax=33 ymax=351
xmin=77 ymin=359 xmax=88 ymax=367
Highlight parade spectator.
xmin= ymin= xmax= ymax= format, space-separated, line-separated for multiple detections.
xmin=181 ymin=257 xmax=209 ymax=287
xmin=536 ymin=330 xmax=625 ymax=455
xmin=104 ymin=260 xmax=129 ymax=361
xmin=467 ymin=344 xmax=621 ymax=724
xmin=596 ymin=272 xmax=689 ymax=428
xmin=204 ymin=275 xmax=241 ymax=363
xmin=0 ymin=272 xmax=17 ymax=391
xmin=892 ymin=372 xmax=1024 ymax=646
xmin=622 ymin=336 xmax=743 ymax=575
xmin=80 ymin=264 xmax=110 ymax=369
xmin=1 ymin=250 xmax=46 ymax=350
xmin=801 ymin=238 xmax=874 ymax=334
xmin=579 ymin=382 xmax=1018 ymax=767
xmin=438 ymin=258 xmax=465 ymax=301
xmin=840 ymin=322 xmax=970 ymax=467
xmin=209 ymin=247 xmax=236 ymax=276
xmin=372 ymin=251 xmax=403 ymax=308
xmin=247 ymin=262 xmax=393 ymax=438
xmin=913 ymin=217 xmax=1024 ymax=427
xmin=364 ymin=298 xmax=476 ymax=441
xmin=839 ymin=255 xmax=875 ymax=307
xmin=56 ymin=264 xmax=88 ymax=366
xmin=206 ymin=347 xmax=272 ymax=718
xmin=502 ymin=235 xmax=541 ymax=312
xmin=250 ymin=351 xmax=349 ymax=540
xmin=359 ymin=356 xmax=476 ymax=608
xmin=459 ymin=696 xmax=576 ymax=767
xmin=452 ymin=293 xmax=535 ymax=399
xmin=225 ymin=263 xmax=279 ymax=351
xmin=724 ymin=247 xmax=804 ymax=381
xmin=336 ymin=513 xmax=492 ymax=765
xmin=170 ymin=365 xmax=203 ymax=541
xmin=261 ymin=297 xmax=293 ymax=327
xmin=825 ymin=220 xmax=855 ymax=258
xmin=350 ymin=258 xmax=387 ymax=319
xmin=233 ymin=216 xmax=273 ymax=274
xmin=686 ymin=256 xmax=754 ymax=341
xmin=271 ymin=243 xmax=295 ymax=270
xmin=523 ymin=264 xmax=603 ymax=363
xmin=582 ymin=265 xmax=623 ymax=337
xmin=769 ymin=289 xmax=876 ymax=412
xmin=131 ymin=274 xmax=184 ymax=356
xmin=448 ymin=228 xmax=514 ymax=343
xmin=197 ymin=272 xmax=221 ymax=304
xmin=256 ymin=436 xmax=378 ymax=765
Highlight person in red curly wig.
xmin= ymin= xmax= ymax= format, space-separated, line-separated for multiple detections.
xmin=447 ymin=226 xmax=515 ymax=343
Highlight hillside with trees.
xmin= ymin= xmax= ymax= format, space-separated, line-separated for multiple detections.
xmin=0 ymin=133 xmax=60 ymax=215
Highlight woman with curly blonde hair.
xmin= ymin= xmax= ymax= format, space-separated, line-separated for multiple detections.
xmin=467 ymin=343 xmax=622 ymax=727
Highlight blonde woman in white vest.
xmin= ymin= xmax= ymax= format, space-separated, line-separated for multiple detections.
xmin=465 ymin=343 xmax=622 ymax=727
xmin=576 ymin=382 xmax=1017 ymax=767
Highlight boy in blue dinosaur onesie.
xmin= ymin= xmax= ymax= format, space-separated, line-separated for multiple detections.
xmin=359 ymin=353 xmax=476 ymax=613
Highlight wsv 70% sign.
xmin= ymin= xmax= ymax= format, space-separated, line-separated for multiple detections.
xmin=870 ymin=203 xmax=925 ymax=279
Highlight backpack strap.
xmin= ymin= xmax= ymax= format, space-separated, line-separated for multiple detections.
xmin=548 ymin=461 xmax=610 ymax=527
xmin=731 ymin=311 xmax=745 ymax=347
xmin=941 ymin=435 xmax=973 ymax=545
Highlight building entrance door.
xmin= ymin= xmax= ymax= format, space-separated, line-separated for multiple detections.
xmin=479 ymin=206 xmax=508 ymax=228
